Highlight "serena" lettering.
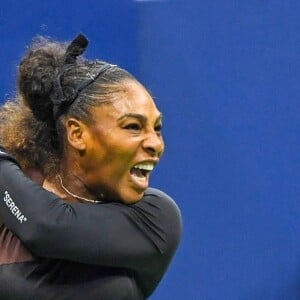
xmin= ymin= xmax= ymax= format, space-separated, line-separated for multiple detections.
xmin=3 ymin=191 xmax=27 ymax=223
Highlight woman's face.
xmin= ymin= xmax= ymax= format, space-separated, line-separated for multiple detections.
xmin=81 ymin=80 xmax=164 ymax=204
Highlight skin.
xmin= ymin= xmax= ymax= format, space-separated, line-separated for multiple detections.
xmin=43 ymin=80 xmax=164 ymax=204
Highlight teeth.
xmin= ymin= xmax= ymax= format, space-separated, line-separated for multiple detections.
xmin=133 ymin=163 xmax=154 ymax=171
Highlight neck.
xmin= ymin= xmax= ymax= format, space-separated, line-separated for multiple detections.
xmin=43 ymin=174 xmax=103 ymax=204
xmin=45 ymin=149 xmax=106 ymax=203
xmin=57 ymin=175 xmax=103 ymax=203
xmin=58 ymin=151 xmax=96 ymax=202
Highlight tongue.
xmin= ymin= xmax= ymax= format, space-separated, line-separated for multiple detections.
xmin=131 ymin=168 xmax=145 ymax=178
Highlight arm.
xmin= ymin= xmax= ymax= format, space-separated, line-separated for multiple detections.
xmin=0 ymin=159 xmax=182 ymax=297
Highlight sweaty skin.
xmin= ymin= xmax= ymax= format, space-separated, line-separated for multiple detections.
xmin=0 ymin=81 xmax=180 ymax=299
xmin=55 ymin=81 xmax=164 ymax=205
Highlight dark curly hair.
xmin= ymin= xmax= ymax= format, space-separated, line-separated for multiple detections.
xmin=0 ymin=34 xmax=136 ymax=176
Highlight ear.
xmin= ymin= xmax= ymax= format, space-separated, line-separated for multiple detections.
xmin=65 ymin=118 xmax=88 ymax=151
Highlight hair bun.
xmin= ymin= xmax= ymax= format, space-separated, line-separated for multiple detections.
xmin=18 ymin=39 xmax=65 ymax=122
xmin=18 ymin=34 xmax=89 ymax=123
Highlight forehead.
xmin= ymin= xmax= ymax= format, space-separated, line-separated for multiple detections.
xmin=94 ymin=81 xmax=161 ymax=120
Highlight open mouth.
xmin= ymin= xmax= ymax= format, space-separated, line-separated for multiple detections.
xmin=130 ymin=162 xmax=155 ymax=181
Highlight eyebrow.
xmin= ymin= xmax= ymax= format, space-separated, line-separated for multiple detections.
xmin=117 ymin=113 xmax=162 ymax=123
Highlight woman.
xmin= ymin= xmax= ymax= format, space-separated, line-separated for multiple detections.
xmin=0 ymin=34 xmax=182 ymax=299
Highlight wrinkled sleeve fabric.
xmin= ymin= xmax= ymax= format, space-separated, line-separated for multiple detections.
xmin=0 ymin=160 xmax=182 ymax=297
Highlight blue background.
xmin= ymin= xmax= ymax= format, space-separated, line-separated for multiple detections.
xmin=1 ymin=1 xmax=300 ymax=299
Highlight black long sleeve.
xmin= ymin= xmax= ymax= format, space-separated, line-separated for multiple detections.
xmin=0 ymin=160 xmax=182 ymax=297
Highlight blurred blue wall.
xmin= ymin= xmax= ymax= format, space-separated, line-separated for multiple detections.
xmin=1 ymin=1 xmax=300 ymax=299
xmin=0 ymin=0 xmax=138 ymax=100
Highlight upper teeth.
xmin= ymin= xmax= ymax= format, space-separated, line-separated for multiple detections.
xmin=133 ymin=163 xmax=154 ymax=171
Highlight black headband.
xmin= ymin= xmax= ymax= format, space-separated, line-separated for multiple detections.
xmin=52 ymin=34 xmax=115 ymax=121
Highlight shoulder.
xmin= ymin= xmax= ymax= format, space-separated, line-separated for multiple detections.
xmin=132 ymin=188 xmax=183 ymax=254
xmin=143 ymin=188 xmax=182 ymax=215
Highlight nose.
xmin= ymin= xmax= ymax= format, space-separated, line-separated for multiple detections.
xmin=142 ymin=131 xmax=164 ymax=157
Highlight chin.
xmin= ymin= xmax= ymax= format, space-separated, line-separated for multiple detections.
xmin=119 ymin=190 xmax=145 ymax=205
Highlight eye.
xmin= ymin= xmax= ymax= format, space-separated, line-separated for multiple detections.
xmin=155 ymin=124 xmax=163 ymax=134
xmin=124 ymin=123 xmax=141 ymax=131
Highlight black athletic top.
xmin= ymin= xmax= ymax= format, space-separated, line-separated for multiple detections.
xmin=0 ymin=160 xmax=182 ymax=300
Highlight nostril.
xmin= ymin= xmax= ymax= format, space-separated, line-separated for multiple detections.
xmin=145 ymin=146 xmax=156 ymax=156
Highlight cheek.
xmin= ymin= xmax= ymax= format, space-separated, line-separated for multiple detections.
xmin=93 ymin=140 xmax=136 ymax=171
xmin=86 ymin=129 xmax=140 ymax=173
xmin=161 ymin=137 xmax=165 ymax=155
xmin=155 ymin=136 xmax=165 ymax=159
